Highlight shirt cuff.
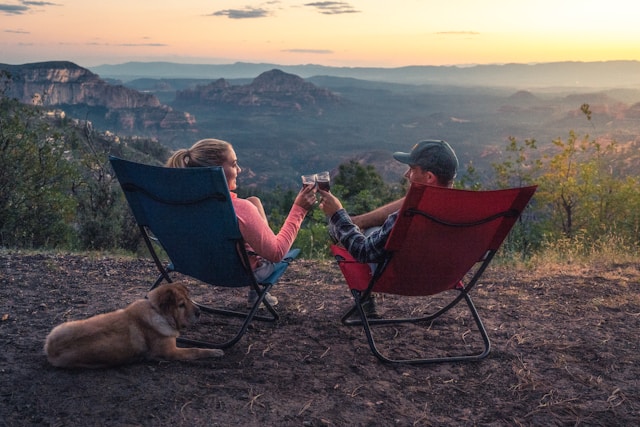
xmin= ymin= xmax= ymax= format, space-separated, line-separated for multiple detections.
xmin=330 ymin=208 xmax=349 ymax=225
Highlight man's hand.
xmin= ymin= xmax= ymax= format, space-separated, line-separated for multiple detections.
xmin=318 ymin=189 xmax=343 ymax=217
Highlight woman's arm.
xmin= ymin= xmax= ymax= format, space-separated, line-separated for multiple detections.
xmin=234 ymin=186 xmax=316 ymax=262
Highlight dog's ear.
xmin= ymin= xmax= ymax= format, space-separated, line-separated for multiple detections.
xmin=162 ymin=284 xmax=191 ymax=328
xmin=157 ymin=286 xmax=177 ymax=314
xmin=147 ymin=285 xmax=178 ymax=327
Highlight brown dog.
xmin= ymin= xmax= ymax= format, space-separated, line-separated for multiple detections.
xmin=44 ymin=282 xmax=223 ymax=368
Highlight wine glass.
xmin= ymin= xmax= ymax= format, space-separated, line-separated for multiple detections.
xmin=301 ymin=174 xmax=317 ymax=189
xmin=316 ymin=171 xmax=330 ymax=191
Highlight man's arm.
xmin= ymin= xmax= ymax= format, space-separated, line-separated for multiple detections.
xmin=350 ymin=198 xmax=405 ymax=230
xmin=318 ymin=189 xmax=398 ymax=263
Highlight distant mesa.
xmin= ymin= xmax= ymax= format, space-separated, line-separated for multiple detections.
xmin=508 ymin=90 xmax=539 ymax=104
xmin=174 ymin=69 xmax=343 ymax=112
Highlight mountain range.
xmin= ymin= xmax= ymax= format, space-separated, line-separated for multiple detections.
xmin=90 ymin=60 xmax=640 ymax=89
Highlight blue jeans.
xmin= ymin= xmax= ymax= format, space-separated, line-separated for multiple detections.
xmin=253 ymin=259 xmax=275 ymax=281
xmin=364 ymin=226 xmax=381 ymax=274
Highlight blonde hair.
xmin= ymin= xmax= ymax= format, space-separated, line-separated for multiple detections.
xmin=165 ymin=138 xmax=232 ymax=168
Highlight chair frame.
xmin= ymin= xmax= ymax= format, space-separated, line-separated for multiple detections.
xmin=110 ymin=156 xmax=299 ymax=349
xmin=335 ymin=184 xmax=537 ymax=364
xmin=141 ymin=223 xmax=289 ymax=350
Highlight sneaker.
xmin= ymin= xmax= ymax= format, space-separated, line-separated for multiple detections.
xmin=361 ymin=295 xmax=378 ymax=318
xmin=247 ymin=290 xmax=278 ymax=308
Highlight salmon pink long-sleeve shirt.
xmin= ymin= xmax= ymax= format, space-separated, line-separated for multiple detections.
xmin=232 ymin=196 xmax=307 ymax=268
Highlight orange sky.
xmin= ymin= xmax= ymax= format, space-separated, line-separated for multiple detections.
xmin=2 ymin=0 xmax=639 ymax=67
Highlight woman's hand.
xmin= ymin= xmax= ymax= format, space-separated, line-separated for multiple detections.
xmin=318 ymin=190 xmax=343 ymax=217
xmin=293 ymin=184 xmax=317 ymax=211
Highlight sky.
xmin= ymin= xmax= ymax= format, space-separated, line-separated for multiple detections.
xmin=1 ymin=0 xmax=639 ymax=68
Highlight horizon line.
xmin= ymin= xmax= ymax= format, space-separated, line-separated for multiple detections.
xmin=3 ymin=58 xmax=640 ymax=70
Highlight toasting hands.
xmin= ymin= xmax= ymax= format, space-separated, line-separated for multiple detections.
xmin=294 ymin=184 xmax=318 ymax=211
xmin=318 ymin=189 xmax=343 ymax=217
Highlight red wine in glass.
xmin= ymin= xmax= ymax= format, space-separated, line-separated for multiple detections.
xmin=317 ymin=180 xmax=330 ymax=191
xmin=301 ymin=174 xmax=316 ymax=189
xmin=316 ymin=171 xmax=330 ymax=191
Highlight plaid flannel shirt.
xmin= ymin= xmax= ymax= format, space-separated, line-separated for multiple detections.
xmin=328 ymin=208 xmax=399 ymax=263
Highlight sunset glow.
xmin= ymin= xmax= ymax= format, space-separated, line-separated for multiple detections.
xmin=1 ymin=0 xmax=638 ymax=68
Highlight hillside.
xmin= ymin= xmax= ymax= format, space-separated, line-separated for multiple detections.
xmin=1 ymin=250 xmax=639 ymax=425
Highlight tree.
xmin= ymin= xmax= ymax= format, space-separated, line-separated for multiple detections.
xmin=0 ymin=96 xmax=78 ymax=248
xmin=527 ymin=104 xmax=640 ymax=257
xmin=0 ymin=78 xmax=140 ymax=251
xmin=73 ymin=129 xmax=134 ymax=251
xmin=538 ymin=130 xmax=619 ymax=238
xmin=490 ymin=137 xmax=544 ymax=258
xmin=332 ymin=160 xmax=400 ymax=215
xmin=492 ymin=136 xmax=541 ymax=189
xmin=455 ymin=161 xmax=484 ymax=190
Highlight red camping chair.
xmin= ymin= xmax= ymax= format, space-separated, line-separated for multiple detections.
xmin=331 ymin=183 xmax=537 ymax=364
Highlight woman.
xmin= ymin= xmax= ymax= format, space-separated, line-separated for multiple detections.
xmin=166 ymin=138 xmax=317 ymax=306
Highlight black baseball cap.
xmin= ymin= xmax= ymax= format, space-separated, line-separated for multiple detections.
xmin=393 ymin=140 xmax=458 ymax=182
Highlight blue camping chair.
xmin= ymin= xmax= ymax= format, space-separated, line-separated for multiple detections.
xmin=110 ymin=156 xmax=300 ymax=349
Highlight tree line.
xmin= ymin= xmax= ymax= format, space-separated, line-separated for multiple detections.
xmin=1 ymin=93 xmax=638 ymax=262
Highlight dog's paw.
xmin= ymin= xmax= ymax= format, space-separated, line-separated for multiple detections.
xmin=210 ymin=349 xmax=224 ymax=358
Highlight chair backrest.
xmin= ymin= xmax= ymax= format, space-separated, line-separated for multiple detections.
xmin=372 ymin=184 xmax=537 ymax=296
xmin=110 ymin=156 xmax=255 ymax=287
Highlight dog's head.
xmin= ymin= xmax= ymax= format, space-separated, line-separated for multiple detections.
xmin=147 ymin=282 xmax=200 ymax=330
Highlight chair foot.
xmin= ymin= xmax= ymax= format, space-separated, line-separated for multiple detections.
xmin=247 ymin=290 xmax=278 ymax=309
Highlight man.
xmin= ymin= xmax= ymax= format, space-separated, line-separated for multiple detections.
xmin=319 ymin=139 xmax=458 ymax=263
xmin=318 ymin=140 xmax=458 ymax=314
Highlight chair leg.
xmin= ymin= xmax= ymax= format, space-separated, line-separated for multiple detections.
xmin=173 ymin=282 xmax=279 ymax=349
xmin=345 ymin=290 xmax=491 ymax=364
xmin=150 ymin=256 xmax=296 ymax=349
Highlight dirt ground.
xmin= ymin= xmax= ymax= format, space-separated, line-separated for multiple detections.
xmin=1 ymin=249 xmax=639 ymax=426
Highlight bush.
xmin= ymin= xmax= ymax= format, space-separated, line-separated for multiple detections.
xmin=0 ymin=98 xmax=78 ymax=248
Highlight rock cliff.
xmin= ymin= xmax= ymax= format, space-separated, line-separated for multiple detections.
xmin=0 ymin=61 xmax=195 ymax=135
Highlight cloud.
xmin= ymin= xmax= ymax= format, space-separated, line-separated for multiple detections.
xmin=304 ymin=1 xmax=360 ymax=15
xmin=22 ymin=1 xmax=59 ymax=5
xmin=0 ymin=4 xmax=29 ymax=14
xmin=83 ymin=41 xmax=168 ymax=47
xmin=5 ymin=28 xmax=30 ymax=34
xmin=436 ymin=31 xmax=480 ymax=36
xmin=117 ymin=43 xmax=168 ymax=47
xmin=283 ymin=49 xmax=333 ymax=55
xmin=210 ymin=7 xmax=271 ymax=19
xmin=0 ymin=0 xmax=59 ymax=15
